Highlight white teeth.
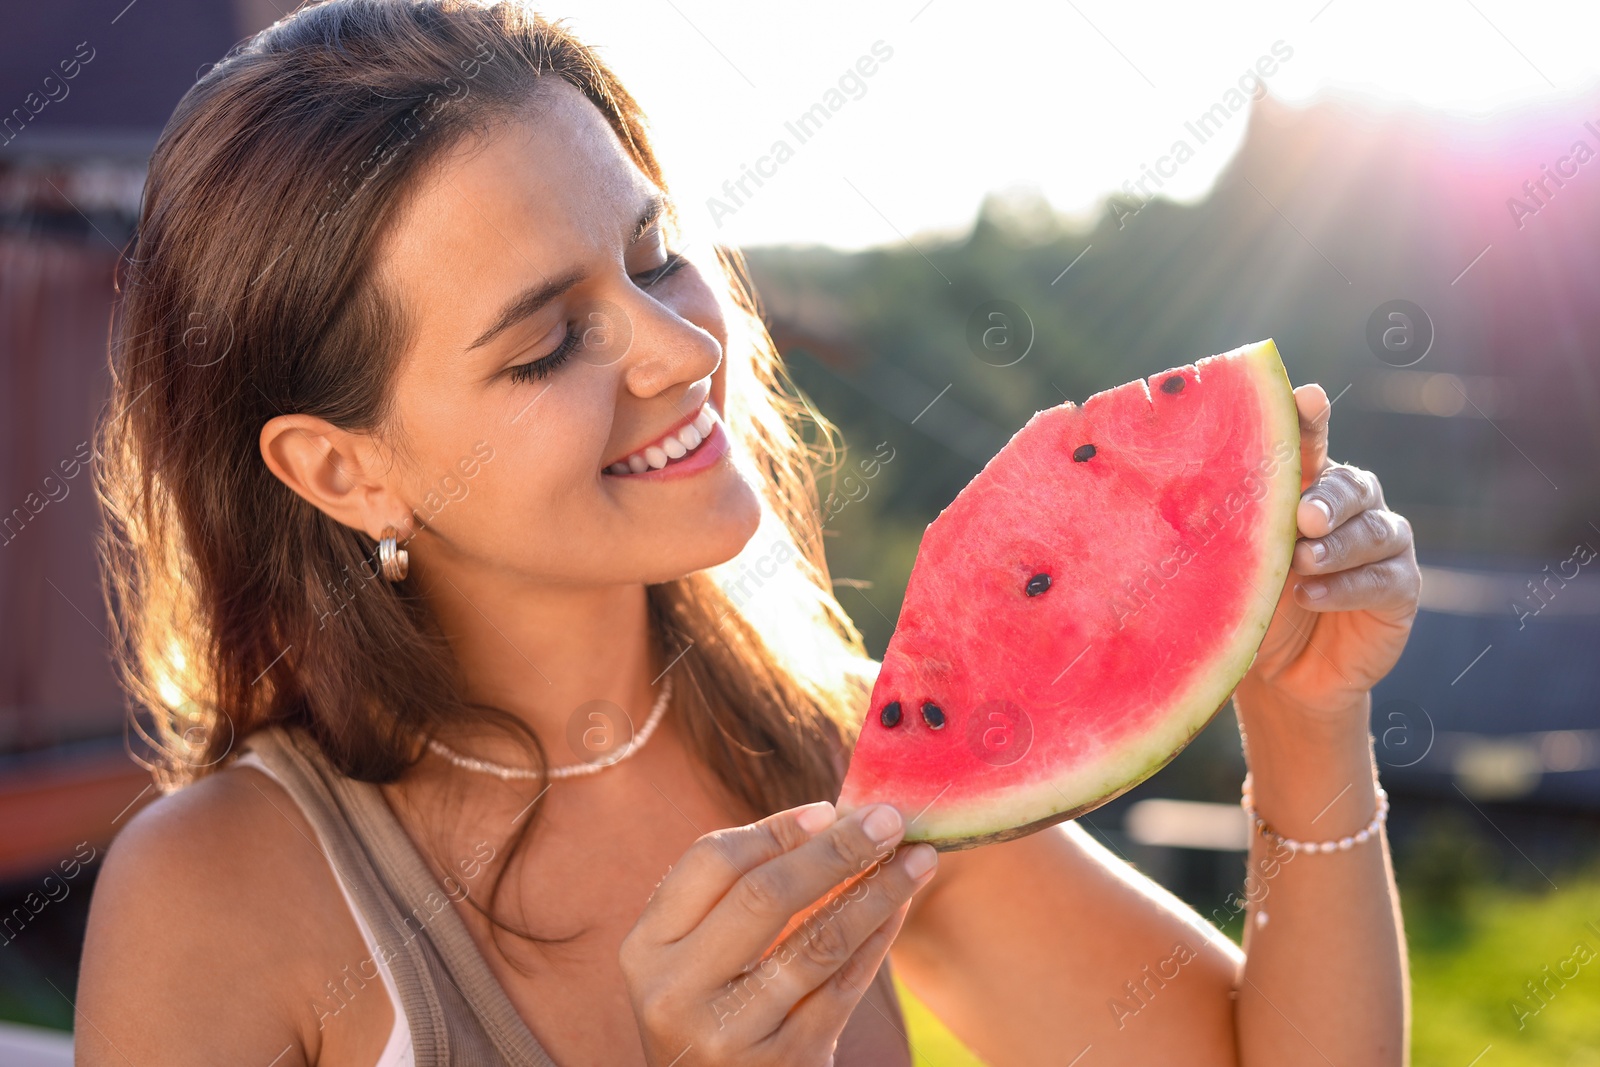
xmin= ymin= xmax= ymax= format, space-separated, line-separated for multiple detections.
xmin=608 ymin=403 xmax=718 ymax=476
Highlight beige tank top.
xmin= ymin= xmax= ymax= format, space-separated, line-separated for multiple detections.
xmin=235 ymin=723 xmax=912 ymax=1066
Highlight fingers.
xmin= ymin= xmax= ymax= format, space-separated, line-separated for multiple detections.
xmin=1297 ymin=462 xmax=1385 ymax=540
xmin=722 ymin=841 xmax=935 ymax=1034
xmin=1286 ymin=446 xmax=1422 ymax=616
xmin=765 ymin=900 xmax=913 ymax=1063
xmin=633 ymin=801 xmax=839 ymax=947
xmin=1293 ymin=383 xmax=1331 ymax=489
xmin=1294 ymin=554 xmax=1421 ymax=613
xmin=698 ymin=804 xmax=924 ymax=976
xmin=1293 ymin=507 xmax=1413 ymax=576
xmin=622 ymin=801 xmax=932 ymax=1066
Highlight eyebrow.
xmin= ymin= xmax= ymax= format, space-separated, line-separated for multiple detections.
xmin=465 ymin=192 xmax=671 ymax=353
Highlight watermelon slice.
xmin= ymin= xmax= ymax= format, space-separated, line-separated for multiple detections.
xmin=836 ymin=340 xmax=1300 ymax=851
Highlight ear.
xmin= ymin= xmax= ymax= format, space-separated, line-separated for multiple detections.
xmin=258 ymin=414 xmax=408 ymax=541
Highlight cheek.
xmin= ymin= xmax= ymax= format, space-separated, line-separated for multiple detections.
xmin=496 ymin=407 xmax=610 ymax=501
xmin=407 ymin=394 xmax=601 ymax=530
xmin=436 ymin=438 xmax=584 ymax=558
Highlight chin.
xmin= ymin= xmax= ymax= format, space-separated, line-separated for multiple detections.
xmin=644 ymin=472 xmax=764 ymax=585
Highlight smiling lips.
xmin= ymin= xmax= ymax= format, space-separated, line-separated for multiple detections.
xmin=604 ymin=401 xmax=720 ymax=475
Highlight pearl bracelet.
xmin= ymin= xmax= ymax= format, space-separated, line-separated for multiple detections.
xmin=1240 ymin=773 xmax=1389 ymax=854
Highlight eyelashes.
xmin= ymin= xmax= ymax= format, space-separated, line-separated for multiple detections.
xmin=506 ymin=252 xmax=689 ymax=386
xmin=634 ymin=251 xmax=686 ymax=289
xmin=508 ymin=326 xmax=581 ymax=384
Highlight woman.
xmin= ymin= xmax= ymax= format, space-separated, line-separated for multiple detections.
xmin=76 ymin=1 xmax=1416 ymax=1064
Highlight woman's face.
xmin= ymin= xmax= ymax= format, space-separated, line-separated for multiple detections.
xmin=371 ymin=78 xmax=763 ymax=587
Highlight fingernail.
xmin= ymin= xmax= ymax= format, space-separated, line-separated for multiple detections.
xmin=1309 ymin=541 xmax=1326 ymax=564
xmin=796 ymin=801 xmax=836 ymax=835
xmin=1302 ymin=580 xmax=1327 ymax=600
xmin=1309 ymin=499 xmax=1332 ymax=527
xmin=902 ymin=844 xmax=937 ymax=880
xmin=862 ymin=805 xmax=903 ymax=844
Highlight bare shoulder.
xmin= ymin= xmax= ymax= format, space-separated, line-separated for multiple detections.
xmin=76 ymin=754 xmax=362 ymax=1066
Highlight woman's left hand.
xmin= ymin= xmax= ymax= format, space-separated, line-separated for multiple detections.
xmin=1243 ymin=383 xmax=1422 ymax=719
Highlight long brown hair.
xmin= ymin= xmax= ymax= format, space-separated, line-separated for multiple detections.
xmin=96 ymin=0 xmax=874 ymax=953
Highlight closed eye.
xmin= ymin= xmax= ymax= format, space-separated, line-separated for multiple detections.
xmin=507 ymin=325 xmax=582 ymax=385
xmin=506 ymin=250 xmax=687 ymax=385
xmin=633 ymin=250 xmax=686 ymax=290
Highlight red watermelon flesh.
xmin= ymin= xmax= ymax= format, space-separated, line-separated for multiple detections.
xmin=836 ymin=340 xmax=1300 ymax=851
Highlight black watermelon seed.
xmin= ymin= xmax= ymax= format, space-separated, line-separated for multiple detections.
xmin=880 ymin=701 xmax=902 ymax=728
xmin=1072 ymin=444 xmax=1096 ymax=462
xmin=921 ymin=702 xmax=946 ymax=729
xmin=1161 ymin=374 xmax=1185 ymax=394
xmin=1025 ymin=573 xmax=1052 ymax=596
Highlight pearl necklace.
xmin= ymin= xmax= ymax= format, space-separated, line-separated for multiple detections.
xmin=426 ymin=676 xmax=673 ymax=781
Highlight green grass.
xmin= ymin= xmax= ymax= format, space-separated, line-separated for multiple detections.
xmin=1408 ymin=874 xmax=1600 ymax=1066
xmin=895 ymin=872 xmax=1600 ymax=1066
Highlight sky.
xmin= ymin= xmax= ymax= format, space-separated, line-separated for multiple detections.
xmin=540 ymin=0 xmax=1600 ymax=250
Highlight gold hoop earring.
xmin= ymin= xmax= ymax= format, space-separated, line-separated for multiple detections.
xmin=378 ymin=525 xmax=409 ymax=582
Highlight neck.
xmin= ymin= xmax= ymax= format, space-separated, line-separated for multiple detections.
xmin=416 ymin=557 xmax=666 ymax=769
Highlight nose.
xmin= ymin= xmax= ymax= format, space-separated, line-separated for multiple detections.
xmin=613 ymin=278 xmax=725 ymax=401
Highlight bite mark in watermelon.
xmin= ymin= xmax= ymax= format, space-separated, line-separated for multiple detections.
xmin=836 ymin=340 xmax=1301 ymax=851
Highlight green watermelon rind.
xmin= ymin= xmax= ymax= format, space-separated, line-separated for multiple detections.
xmin=887 ymin=339 xmax=1302 ymax=851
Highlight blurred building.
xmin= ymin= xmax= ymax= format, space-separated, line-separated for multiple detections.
xmin=1374 ymin=556 xmax=1600 ymax=810
xmin=0 ymin=2 xmax=280 ymax=1039
xmin=1 ymin=0 xmax=284 ymax=754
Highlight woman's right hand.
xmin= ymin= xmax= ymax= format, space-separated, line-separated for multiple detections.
xmin=619 ymin=800 xmax=938 ymax=1066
